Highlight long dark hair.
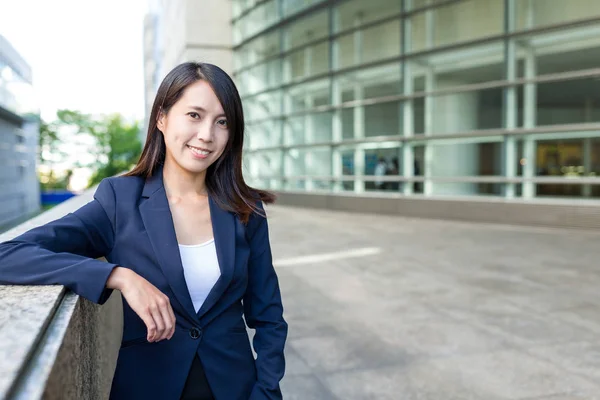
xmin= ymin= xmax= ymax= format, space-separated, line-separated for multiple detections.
xmin=125 ymin=62 xmax=275 ymax=223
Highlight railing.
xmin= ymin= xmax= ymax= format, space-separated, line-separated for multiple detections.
xmin=0 ymin=186 xmax=122 ymax=400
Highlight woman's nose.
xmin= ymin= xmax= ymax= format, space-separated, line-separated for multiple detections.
xmin=196 ymin=125 xmax=213 ymax=142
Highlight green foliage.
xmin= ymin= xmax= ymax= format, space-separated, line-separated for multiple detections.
xmin=88 ymin=114 xmax=142 ymax=186
xmin=40 ymin=170 xmax=72 ymax=191
xmin=39 ymin=110 xmax=142 ymax=189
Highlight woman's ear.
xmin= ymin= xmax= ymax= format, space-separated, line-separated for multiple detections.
xmin=156 ymin=110 xmax=166 ymax=132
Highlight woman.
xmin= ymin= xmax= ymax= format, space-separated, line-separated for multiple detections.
xmin=0 ymin=62 xmax=287 ymax=400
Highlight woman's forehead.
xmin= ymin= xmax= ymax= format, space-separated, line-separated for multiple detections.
xmin=177 ymin=80 xmax=224 ymax=113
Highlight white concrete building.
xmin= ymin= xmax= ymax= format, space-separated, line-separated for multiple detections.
xmin=143 ymin=0 xmax=233 ymax=131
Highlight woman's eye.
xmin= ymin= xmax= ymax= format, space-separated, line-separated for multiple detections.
xmin=217 ymin=119 xmax=228 ymax=127
xmin=188 ymin=112 xmax=200 ymax=119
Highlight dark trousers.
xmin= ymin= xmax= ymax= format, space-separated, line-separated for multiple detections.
xmin=180 ymin=355 xmax=215 ymax=400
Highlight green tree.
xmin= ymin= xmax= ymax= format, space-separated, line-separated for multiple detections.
xmin=38 ymin=118 xmax=71 ymax=190
xmin=39 ymin=110 xmax=142 ymax=189
xmin=88 ymin=114 xmax=142 ymax=186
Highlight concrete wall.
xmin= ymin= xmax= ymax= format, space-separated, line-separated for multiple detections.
xmin=273 ymin=190 xmax=600 ymax=230
xmin=0 ymin=186 xmax=122 ymax=400
xmin=42 ymin=292 xmax=122 ymax=400
xmin=185 ymin=0 xmax=233 ymax=74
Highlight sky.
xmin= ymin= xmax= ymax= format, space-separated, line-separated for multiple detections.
xmin=0 ymin=0 xmax=148 ymax=122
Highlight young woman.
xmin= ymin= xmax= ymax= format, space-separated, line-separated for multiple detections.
xmin=0 ymin=62 xmax=287 ymax=400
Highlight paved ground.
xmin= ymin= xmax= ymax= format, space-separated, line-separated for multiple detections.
xmin=264 ymin=205 xmax=600 ymax=400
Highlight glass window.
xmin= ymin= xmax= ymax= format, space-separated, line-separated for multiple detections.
xmin=244 ymin=91 xmax=282 ymax=122
xmin=414 ymin=137 xmax=505 ymax=196
xmin=516 ymin=25 xmax=600 ymax=77
xmin=246 ymin=120 xmax=282 ymax=149
xmin=411 ymin=87 xmax=504 ymax=136
xmin=237 ymin=64 xmax=267 ymax=95
xmin=284 ymin=78 xmax=330 ymax=114
xmin=283 ymin=42 xmax=329 ymax=82
xmin=515 ymin=0 xmax=600 ymax=31
xmin=284 ymin=111 xmax=333 ymax=145
xmin=237 ymin=60 xmax=280 ymax=95
xmin=235 ymin=0 xmax=278 ymax=43
xmin=525 ymin=136 xmax=600 ymax=198
xmin=283 ymin=10 xmax=328 ymax=51
xmin=410 ymin=0 xmax=503 ymax=52
xmin=533 ymin=77 xmax=600 ymax=127
xmin=408 ymin=42 xmax=504 ymax=83
xmin=407 ymin=42 xmax=505 ymax=135
xmin=364 ymin=101 xmax=402 ymax=138
xmin=334 ymin=0 xmax=401 ymax=33
xmin=282 ymin=0 xmax=325 ymax=17
xmin=305 ymin=147 xmax=332 ymax=176
xmin=410 ymin=0 xmax=455 ymax=11
xmin=363 ymin=146 xmax=402 ymax=192
xmin=341 ymin=107 xmax=355 ymax=140
xmin=232 ymin=0 xmax=247 ymax=20
xmin=284 ymin=148 xmax=306 ymax=189
xmin=266 ymin=59 xmax=282 ymax=90
xmin=235 ymin=31 xmax=280 ymax=70
xmin=246 ymin=150 xmax=283 ymax=190
xmin=336 ymin=64 xmax=402 ymax=100
xmin=335 ymin=20 xmax=401 ymax=69
xmin=0 ymin=62 xmax=38 ymax=117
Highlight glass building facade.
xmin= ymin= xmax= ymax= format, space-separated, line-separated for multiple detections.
xmin=0 ymin=34 xmax=40 ymax=229
xmin=233 ymin=0 xmax=600 ymax=200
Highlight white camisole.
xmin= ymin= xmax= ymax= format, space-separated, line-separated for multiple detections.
xmin=178 ymin=238 xmax=221 ymax=313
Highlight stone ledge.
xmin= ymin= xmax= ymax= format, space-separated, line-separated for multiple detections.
xmin=0 ymin=185 xmax=122 ymax=399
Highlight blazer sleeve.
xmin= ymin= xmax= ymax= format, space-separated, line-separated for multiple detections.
xmin=0 ymin=178 xmax=119 ymax=305
xmin=244 ymin=202 xmax=288 ymax=400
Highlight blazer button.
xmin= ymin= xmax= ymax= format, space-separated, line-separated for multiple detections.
xmin=189 ymin=327 xmax=202 ymax=340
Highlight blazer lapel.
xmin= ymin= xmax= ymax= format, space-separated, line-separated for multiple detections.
xmin=139 ymin=169 xmax=199 ymax=324
xmin=196 ymin=196 xmax=236 ymax=320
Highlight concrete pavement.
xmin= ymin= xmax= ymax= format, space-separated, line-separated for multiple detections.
xmin=265 ymin=204 xmax=600 ymax=400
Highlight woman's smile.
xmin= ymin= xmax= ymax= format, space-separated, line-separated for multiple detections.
xmin=187 ymin=144 xmax=212 ymax=159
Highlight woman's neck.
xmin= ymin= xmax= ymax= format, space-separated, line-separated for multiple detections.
xmin=162 ymin=159 xmax=208 ymax=198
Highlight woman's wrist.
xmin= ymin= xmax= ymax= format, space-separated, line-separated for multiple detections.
xmin=106 ymin=266 xmax=134 ymax=291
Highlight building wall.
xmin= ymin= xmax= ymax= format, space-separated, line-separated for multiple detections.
xmin=143 ymin=0 xmax=234 ymax=142
xmin=0 ymin=35 xmax=40 ymax=229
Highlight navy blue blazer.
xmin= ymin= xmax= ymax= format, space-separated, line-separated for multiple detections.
xmin=0 ymin=170 xmax=288 ymax=400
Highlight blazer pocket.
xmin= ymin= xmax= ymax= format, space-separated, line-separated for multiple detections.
xmin=120 ymin=336 xmax=149 ymax=349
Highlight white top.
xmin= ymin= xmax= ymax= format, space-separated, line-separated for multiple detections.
xmin=178 ymin=238 xmax=221 ymax=313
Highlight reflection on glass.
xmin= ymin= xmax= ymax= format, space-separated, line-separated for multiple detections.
xmin=282 ymin=0 xmax=324 ymax=17
xmin=335 ymin=20 xmax=400 ymax=69
xmin=515 ymin=0 xmax=600 ymax=31
xmin=534 ymin=138 xmax=600 ymax=197
xmin=335 ymin=0 xmax=401 ymax=33
xmin=410 ymin=0 xmax=503 ymax=51
xmin=0 ymin=62 xmax=38 ymax=117
xmin=283 ymin=10 xmax=328 ymax=51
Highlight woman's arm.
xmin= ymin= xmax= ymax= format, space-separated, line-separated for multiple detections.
xmin=0 ymin=179 xmax=119 ymax=304
xmin=243 ymin=202 xmax=288 ymax=400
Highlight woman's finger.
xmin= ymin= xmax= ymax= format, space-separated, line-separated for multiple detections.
xmin=149 ymin=303 xmax=165 ymax=342
xmin=158 ymin=298 xmax=173 ymax=341
xmin=140 ymin=310 xmax=157 ymax=342
xmin=166 ymin=301 xmax=176 ymax=339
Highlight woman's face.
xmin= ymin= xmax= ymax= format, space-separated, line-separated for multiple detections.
xmin=157 ymin=80 xmax=230 ymax=177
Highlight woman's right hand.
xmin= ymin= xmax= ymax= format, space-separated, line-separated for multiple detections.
xmin=107 ymin=266 xmax=176 ymax=343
